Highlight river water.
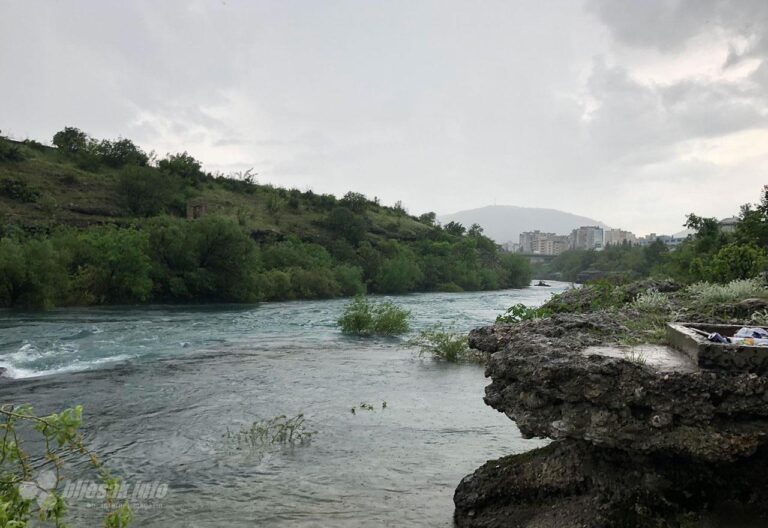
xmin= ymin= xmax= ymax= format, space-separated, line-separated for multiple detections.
xmin=0 ymin=282 xmax=569 ymax=527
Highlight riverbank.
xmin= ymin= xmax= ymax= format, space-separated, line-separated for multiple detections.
xmin=455 ymin=278 xmax=768 ymax=527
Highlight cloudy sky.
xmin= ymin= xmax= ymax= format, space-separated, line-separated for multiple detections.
xmin=2 ymin=0 xmax=767 ymax=235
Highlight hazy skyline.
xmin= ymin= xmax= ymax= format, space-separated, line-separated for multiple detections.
xmin=2 ymin=0 xmax=767 ymax=235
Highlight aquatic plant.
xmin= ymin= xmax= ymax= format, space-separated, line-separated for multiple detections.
xmin=337 ymin=296 xmax=410 ymax=336
xmin=225 ymin=414 xmax=313 ymax=449
xmin=351 ymin=401 xmax=387 ymax=414
xmin=0 ymin=404 xmax=132 ymax=527
xmin=408 ymin=325 xmax=484 ymax=363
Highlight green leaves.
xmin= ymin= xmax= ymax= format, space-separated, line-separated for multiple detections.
xmin=496 ymin=303 xmax=551 ymax=324
xmin=0 ymin=404 xmax=131 ymax=527
xmin=337 ymin=296 xmax=411 ymax=336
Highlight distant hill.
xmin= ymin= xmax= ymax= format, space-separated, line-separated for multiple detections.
xmin=439 ymin=205 xmax=608 ymax=244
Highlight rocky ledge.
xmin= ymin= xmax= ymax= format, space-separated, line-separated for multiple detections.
xmin=455 ymin=310 xmax=768 ymax=527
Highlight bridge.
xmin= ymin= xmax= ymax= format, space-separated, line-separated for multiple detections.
xmin=517 ymin=253 xmax=558 ymax=264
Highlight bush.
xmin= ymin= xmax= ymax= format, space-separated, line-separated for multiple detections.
xmin=0 ymin=138 xmax=24 ymax=162
xmin=704 ymin=244 xmax=767 ymax=283
xmin=496 ymin=303 xmax=551 ymax=323
xmin=0 ymin=178 xmax=40 ymax=202
xmin=52 ymin=126 xmax=89 ymax=154
xmin=631 ymin=289 xmax=671 ymax=312
xmin=96 ymin=138 xmax=149 ymax=168
xmin=116 ymin=166 xmax=180 ymax=216
xmin=408 ymin=325 xmax=484 ymax=362
xmin=158 ymin=152 xmax=204 ymax=180
xmin=337 ymin=296 xmax=410 ymax=336
xmin=687 ymin=278 xmax=768 ymax=305
xmin=372 ymin=300 xmax=411 ymax=335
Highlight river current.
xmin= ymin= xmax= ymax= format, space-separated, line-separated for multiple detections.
xmin=0 ymin=282 xmax=569 ymax=527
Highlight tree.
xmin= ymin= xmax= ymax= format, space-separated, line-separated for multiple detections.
xmin=375 ymin=253 xmax=423 ymax=293
xmin=116 ymin=166 xmax=179 ymax=216
xmin=467 ymin=223 xmax=484 ymax=237
xmin=418 ymin=212 xmax=437 ymax=226
xmin=52 ymin=126 xmax=89 ymax=154
xmin=97 ymin=138 xmax=149 ymax=167
xmin=705 ymin=244 xmax=767 ymax=283
xmin=340 ymin=191 xmax=368 ymax=213
xmin=443 ymin=221 xmax=466 ymax=236
xmin=326 ymin=207 xmax=367 ymax=245
xmin=158 ymin=152 xmax=204 ymax=180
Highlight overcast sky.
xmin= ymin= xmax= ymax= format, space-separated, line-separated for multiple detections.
xmin=2 ymin=0 xmax=767 ymax=235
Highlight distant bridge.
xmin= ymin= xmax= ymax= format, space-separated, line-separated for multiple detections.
xmin=517 ymin=253 xmax=557 ymax=264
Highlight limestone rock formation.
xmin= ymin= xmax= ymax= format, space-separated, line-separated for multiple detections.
xmin=456 ymin=310 xmax=768 ymax=527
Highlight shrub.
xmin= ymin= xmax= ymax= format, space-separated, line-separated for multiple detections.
xmin=0 ymin=138 xmax=24 ymax=162
xmin=52 ymin=126 xmax=89 ymax=154
xmin=96 ymin=138 xmax=149 ymax=168
xmin=374 ymin=254 xmax=423 ymax=293
xmin=704 ymin=244 xmax=767 ymax=283
xmin=116 ymin=166 xmax=179 ymax=216
xmin=337 ymin=296 xmax=373 ymax=334
xmin=0 ymin=178 xmax=40 ymax=202
xmin=337 ymin=296 xmax=410 ymax=336
xmin=408 ymin=325 xmax=484 ymax=363
xmin=632 ymin=289 xmax=671 ymax=312
xmin=157 ymin=151 xmax=203 ymax=180
xmin=22 ymin=138 xmax=46 ymax=150
xmin=687 ymin=278 xmax=768 ymax=305
xmin=372 ymin=300 xmax=411 ymax=335
xmin=496 ymin=303 xmax=551 ymax=324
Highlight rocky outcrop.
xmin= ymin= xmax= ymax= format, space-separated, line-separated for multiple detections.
xmin=456 ymin=310 xmax=768 ymax=526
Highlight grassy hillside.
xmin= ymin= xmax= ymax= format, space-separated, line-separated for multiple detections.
xmin=0 ymin=138 xmax=430 ymax=240
xmin=0 ymin=130 xmax=531 ymax=308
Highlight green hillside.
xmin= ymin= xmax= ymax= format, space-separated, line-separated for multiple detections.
xmin=0 ymin=129 xmax=531 ymax=308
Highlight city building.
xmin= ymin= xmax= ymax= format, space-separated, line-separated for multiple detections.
xmin=518 ymin=231 xmax=570 ymax=255
xmin=603 ymin=228 xmax=637 ymax=247
xmin=719 ymin=216 xmax=739 ymax=234
xmin=638 ymin=233 xmax=687 ymax=248
xmin=570 ymin=226 xmax=604 ymax=250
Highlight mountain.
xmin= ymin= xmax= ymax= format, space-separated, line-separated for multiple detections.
xmin=439 ymin=205 xmax=608 ymax=244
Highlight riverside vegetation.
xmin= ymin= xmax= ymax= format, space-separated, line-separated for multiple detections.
xmin=0 ymin=129 xmax=531 ymax=309
xmin=337 ymin=296 xmax=411 ymax=336
xmin=0 ymin=404 xmax=132 ymax=527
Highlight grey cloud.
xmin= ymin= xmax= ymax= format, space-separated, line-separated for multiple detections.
xmin=587 ymin=0 xmax=768 ymax=52
xmin=1 ymin=0 xmax=767 ymax=235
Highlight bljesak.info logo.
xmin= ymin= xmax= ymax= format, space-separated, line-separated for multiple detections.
xmin=19 ymin=470 xmax=170 ymax=511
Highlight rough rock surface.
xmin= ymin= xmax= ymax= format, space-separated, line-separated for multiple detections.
xmin=455 ymin=440 xmax=768 ymax=528
xmin=456 ymin=309 xmax=768 ymax=526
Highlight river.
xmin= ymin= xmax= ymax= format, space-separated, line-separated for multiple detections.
xmin=0 ymin=281 xmax=569 ymax=527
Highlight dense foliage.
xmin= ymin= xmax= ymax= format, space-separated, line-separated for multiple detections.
xmin=541 ymin=186 xmax=768 ymax=285
xmin=337 ymin=296 xmax=411 ymax=336
xmin=0 ymin=129 xmax=532 ymax=308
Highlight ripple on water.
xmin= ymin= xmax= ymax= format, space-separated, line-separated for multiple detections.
xmin=0 ymin=284 xmax=567 ymax=526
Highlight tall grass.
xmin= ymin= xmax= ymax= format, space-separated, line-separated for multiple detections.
xmin=225 ymin=414 xmax=313 ymax=449
xmin=408 ymin=325 xmax=484 ymax=363
xmin=686 ymin=278 xmax=768 ymax=305
xmin=632 ymin=289 xmax=671 ymax=312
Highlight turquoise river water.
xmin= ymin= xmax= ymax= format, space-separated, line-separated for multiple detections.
xmin=0 ymin=281 xmax=569 ymax=527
